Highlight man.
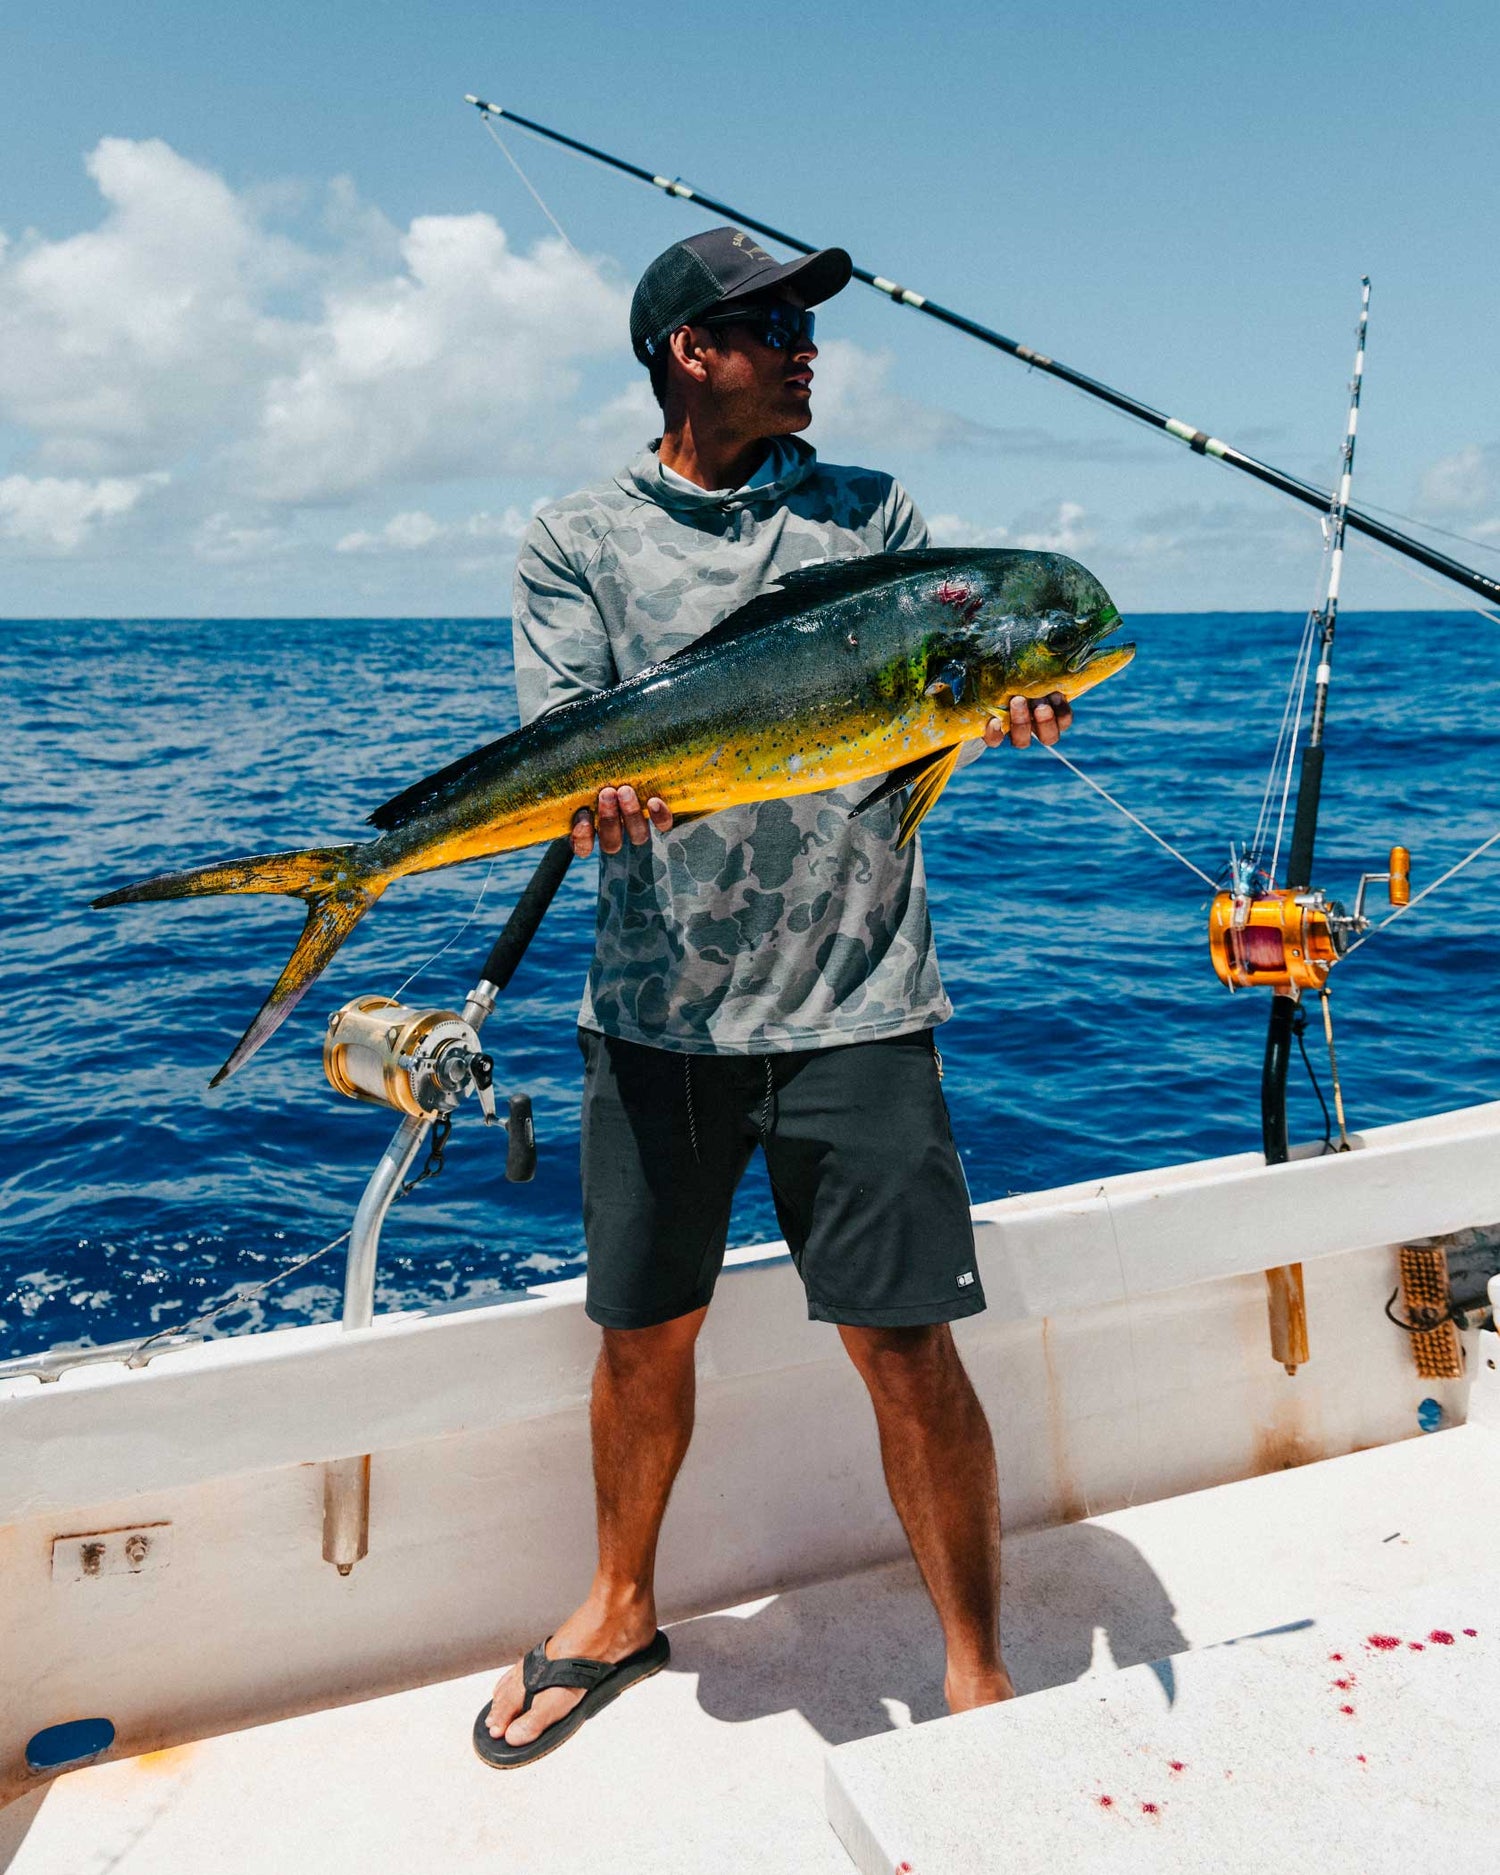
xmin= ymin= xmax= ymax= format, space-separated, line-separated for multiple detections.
xmin=477 ymin=227 xmax=1074 ymax=1768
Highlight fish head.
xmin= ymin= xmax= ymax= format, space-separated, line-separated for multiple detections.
xmin=935 ymin=551 xmax=1134 ymax=711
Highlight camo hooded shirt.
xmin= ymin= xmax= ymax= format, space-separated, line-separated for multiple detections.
xmin=512 ymin=436 xmax=961 ymax=1055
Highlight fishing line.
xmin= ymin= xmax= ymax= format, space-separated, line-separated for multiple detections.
xmin=1355 ymin=500 xmax=1500 ymax=563
xmin=1252 ymin=604 xmax=1319 ymax=883
xmin=1047 ymin=369 xmax=1327 ymax=889
xmin=481 ymin=114 xmax=583 ymax=256
xmin=1251 ymin=472 xmax=1500 ymax=627
xmin=1358 ymin=534 xmax=1500 ymax=628
xmin=387 ymin=857 xmax=498 ymax=1005
xmin=1251 ymin=628 xmax=1306 ymax=865
xmin=124 ymin=1229 xmax=352 ymax=1365
xmin=1341 ymin=828 xmax=1500 ymax=958
xmin=1265 ymin=533 xmax=1340 ymax=885
xmin=1041 ymin=743 xmax=1219 ymax=889
xmin=1267 ymin=624 xmax=1314 ymax=887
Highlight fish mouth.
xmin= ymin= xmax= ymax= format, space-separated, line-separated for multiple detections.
xmin=1068 ymin=607 xmax=1134 ymax=676
xmin=1074 ymin=640 xmax=1136 ymax=684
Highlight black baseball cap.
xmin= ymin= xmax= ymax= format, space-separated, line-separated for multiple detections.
xmin=630 ymin=226 xmax=853 ymax=365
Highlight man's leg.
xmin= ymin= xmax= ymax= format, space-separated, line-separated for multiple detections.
xmin=485 ymin=1304 xmax=706 ymax=1745
xmin=839 ymin=1322 xmax=1015 ymax=1711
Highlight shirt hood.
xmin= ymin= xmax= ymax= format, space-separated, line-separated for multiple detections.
xmin=616 ymin=435 xmax=819 ymax=513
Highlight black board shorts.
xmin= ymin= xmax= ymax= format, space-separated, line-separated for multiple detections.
xmin=578 ymin=1028 xmax=986 ymax=1330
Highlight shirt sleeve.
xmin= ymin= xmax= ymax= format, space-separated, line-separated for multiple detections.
xmin=511 ymin=516 xmax=618 ymax=727
xmin=881 ymin=477 xmax=931 ymax=553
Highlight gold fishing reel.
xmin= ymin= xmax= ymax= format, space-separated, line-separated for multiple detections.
xmin=1208 ymin=846 xmax=1409 ymax=994
xmin=324 ymin=996 xmax=498 ymax=1121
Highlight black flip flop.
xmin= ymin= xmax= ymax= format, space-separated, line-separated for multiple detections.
xmin=472 ymin=1630 xmax=671 ymax=1769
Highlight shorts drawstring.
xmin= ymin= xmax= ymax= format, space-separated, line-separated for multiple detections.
xmin=684 ymin=1056 xmax=701 ymax=1164
xmin=685 ymin=1053 xmax=776 ymax=1162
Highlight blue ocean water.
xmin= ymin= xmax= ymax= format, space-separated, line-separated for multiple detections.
xmin=3 ymin=613 xmax=1497 ymax=1360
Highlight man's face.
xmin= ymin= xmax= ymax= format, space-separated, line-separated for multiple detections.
xmin=683 ymin=293 xmax=819 ymax=438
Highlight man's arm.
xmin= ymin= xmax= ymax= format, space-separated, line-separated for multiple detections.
xmin=513 ymin=518 xmax=672 ymax=856
xmin=513 ymin=518 xmax=619 ymax=725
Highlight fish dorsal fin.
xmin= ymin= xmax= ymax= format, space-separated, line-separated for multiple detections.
xmin=773 ymin=548 xmax=961 ymax=598
xmin=366 ymin=732 xmax=512 ymax=833
xmin=896 ymin=743 xmax=965 ymax=847
xmin=667 ymin=550 xmax=963 ymax=661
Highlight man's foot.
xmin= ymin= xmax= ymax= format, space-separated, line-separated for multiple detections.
xmin=486 ymin=1597 xmax=659 ymax=1747
xmin=945 ymin=1663 xmax=1017 ymax=1712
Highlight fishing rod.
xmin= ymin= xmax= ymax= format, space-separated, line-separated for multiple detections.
xmin=464 ymin=96 xmax=1500 ymax=612
xmin=1202 ymin=280 xmax=1420 ymax=1374
xmin=1260 ymin=280 xmax=1372 ymax=1173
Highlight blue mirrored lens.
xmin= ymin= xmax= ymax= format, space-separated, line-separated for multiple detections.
xmin=704 ymin=305 xmax=814 ymax=350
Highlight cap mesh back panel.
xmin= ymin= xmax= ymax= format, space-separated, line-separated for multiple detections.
xmin=631 ymin=249 xmax=728 ymax=357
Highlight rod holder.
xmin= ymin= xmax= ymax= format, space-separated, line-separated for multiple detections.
xmin=318 ymin=842 xmax=571 ymax=1572
xmin=322 ymin=1454 xmax=371 ymax=1574
xmin=1265 ymin=1262 xmax=1310 ymax=1376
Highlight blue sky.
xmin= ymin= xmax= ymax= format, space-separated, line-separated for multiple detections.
xmin=2 ymin=0 xmax=1497 ymax=613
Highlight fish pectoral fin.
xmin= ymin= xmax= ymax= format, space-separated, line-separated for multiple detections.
xmin=849 ymin=745 xmax=967 ymax=844
xmin=849 ymin=751 xmax=940 ymax=819
xmin=923 ymin=659 xmax=970 ymax=706
xmin=895 ymin=744 xmax=965 ymax=847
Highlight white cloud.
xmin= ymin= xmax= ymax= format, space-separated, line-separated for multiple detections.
xmin=1417 ymin=444 xmax=1500 ymax=538
xmin=0 ymin=138 xmax=636 ymax=520
xmin=0 ymin=139 xmax=303 ymax=476
xmin=0 ymin=471 xmax=165 ymax=551
xmin=810 ymin=340 xmax=998 ymax=456
xmin=927 ymin=499 xmax=1094 ymax=554
xmin=192 ymin=511 xmax=292 ymax=563
xmin=0 ymin=136 xmax=1380 ymax=613
xmin=244 ymin=219 xmax=630 ymax=503
xmin=335 ymin=506 xmax=533 ymax=555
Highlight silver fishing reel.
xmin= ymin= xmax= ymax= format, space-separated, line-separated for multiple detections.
xmin=323 ymin=996 xmax=498 ymax=1121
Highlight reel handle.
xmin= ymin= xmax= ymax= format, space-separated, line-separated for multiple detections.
xmin=505 ymin=1093 xmax=536 ymax=1183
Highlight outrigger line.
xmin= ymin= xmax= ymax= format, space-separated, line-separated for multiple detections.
xmin=465 ymin=96 xmax=1500 ymax=612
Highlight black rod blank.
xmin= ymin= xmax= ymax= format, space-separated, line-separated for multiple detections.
xmin=466 ymin=96 xmax=1500 ymax=612
xmin=478 ymin=837 xmax=575 ymax=993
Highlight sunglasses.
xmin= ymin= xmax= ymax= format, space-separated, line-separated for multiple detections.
xmin=697 ymin=302 xmax=816 ymax=353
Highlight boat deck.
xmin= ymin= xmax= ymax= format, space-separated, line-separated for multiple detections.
xmin=5 ymin=1420 xmax=1496 ymax=1875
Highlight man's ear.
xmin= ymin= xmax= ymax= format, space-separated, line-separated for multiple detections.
xmin=669 ymin=324 xmax=712 ymax=386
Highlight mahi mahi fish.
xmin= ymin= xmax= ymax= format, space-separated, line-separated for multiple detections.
xmin=94 ymin=548 xmax=1133 ymax=1083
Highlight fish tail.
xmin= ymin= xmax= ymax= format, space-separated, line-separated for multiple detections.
xmin=93 ymin=844 xmax=388 ymax=1084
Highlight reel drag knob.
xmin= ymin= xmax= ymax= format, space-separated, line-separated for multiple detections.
xmin=469 ymin=1052 xmax=498 ymax=1125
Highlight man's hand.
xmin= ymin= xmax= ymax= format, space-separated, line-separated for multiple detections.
xmin=571 ymin=784 xmax=674 ymax=857
xmin=982 ymin=691 xmax=1073 ymax=750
